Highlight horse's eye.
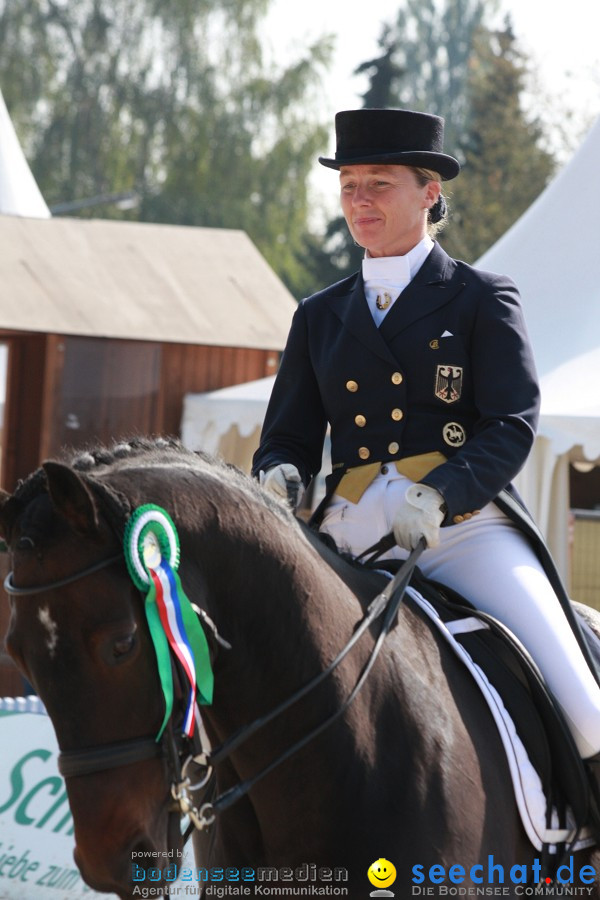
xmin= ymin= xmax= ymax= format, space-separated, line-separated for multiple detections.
xmin=113 ymin=634 xmax=136 ymax=659
xmin=95 ymin=627 xmax=139 ymax=667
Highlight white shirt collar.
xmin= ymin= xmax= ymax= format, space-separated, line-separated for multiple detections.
xmin=361 ymin=237 xmax=434 ymax=325
xmin=362 ymin=236 xmax=434 ymax=282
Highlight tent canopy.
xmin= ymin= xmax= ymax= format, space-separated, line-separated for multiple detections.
xmin=182 ymin=375 xmax=275 ymax=470
xmin=477 ymin=115 xmax=600 ymax=463
xmin=537 ymin=347 xmax=600 ymax=459
xmin=0 ymin=88 xmax=50 ymax=218
xmin=477 ymin=116 xmax=600 ymax=578
xmin=478 ymin=116 xmax=600 ymax=381
xmin=181 ymin=375 xmax=330 ymax=508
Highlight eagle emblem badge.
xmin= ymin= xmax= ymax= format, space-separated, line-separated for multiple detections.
xmin=435 ymin=365 xmax=463 ymax=404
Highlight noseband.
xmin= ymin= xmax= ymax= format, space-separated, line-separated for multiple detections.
xmin=4 ymin=553 xmax=169 ymax=773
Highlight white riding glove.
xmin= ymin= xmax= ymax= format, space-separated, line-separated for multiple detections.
xmin=393 ymin=483 xmax=446 ymax=550
xmin=260 ymin=464 xmax=305 ymax=508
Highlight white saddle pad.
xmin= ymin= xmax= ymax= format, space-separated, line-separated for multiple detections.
xmin=407 ymin=586 xmax=596 ymax=853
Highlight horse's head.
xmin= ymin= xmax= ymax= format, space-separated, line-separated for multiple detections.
xmin=0 ymin=444 xmax=200 ymax=898
xmin=0 ymin=440 xmax=376 ymax=895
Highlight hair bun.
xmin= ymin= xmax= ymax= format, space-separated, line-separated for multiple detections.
xmin=429 ymin=194 xmax=447 ymax=224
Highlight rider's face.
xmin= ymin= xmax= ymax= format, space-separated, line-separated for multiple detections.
xmin=339 ymin=164 xmax=440 ymax=257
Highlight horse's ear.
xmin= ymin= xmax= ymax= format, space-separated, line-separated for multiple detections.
xmin=43 ymin=461 xmax=100 ymax=535
xmin=0 ymin=488 xmax=12 ymax=522
xmin=0 ymin=489 xmax=16 ymax=545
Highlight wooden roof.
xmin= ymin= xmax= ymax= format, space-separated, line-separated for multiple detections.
xmin=0 ymin=215 xmax=297 ymax=349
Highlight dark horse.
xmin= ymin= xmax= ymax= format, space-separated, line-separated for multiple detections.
xmin=1 ymin=438 xmax=599 ymax=898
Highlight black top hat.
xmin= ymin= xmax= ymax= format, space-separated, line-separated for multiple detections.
xmin=319 ymin=108 xmax=460 ymax=181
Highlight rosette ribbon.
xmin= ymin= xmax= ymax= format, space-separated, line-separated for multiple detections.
xmin=124 ymin=504 xmax=214 ymax=740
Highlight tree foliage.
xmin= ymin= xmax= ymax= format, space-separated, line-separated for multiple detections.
xmin=0 ymin=0 xmax=331 ymax=297
xmin=312 ymin=0 xmax=560 ymax=289
xmin=0 ymin=0 xmax=563 ymax=298
xmin=442 ymin=20 xmax=556 ymax=261
xmin=388 ymin=0 xmax=491 ymax=154
xmin=355 ymin=25 xmax=405 ymax=109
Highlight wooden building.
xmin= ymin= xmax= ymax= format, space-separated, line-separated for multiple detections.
xmin=0 ymin=213 xmax=296 ymax=694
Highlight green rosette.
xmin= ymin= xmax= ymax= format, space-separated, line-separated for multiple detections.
xmin=124 ymin=504 xmax=213 ymax=740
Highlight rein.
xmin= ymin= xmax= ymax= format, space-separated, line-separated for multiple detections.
xmin=200 ymin=539 xmax=425 ymax=824
xmin=3 ymin=530 xmax=425 ymax=833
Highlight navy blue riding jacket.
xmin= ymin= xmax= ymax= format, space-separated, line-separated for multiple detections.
xmin=252 ymin=242 xmax=540 ymax=529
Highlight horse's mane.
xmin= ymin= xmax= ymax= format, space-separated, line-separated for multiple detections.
xmin=8 ymin=437 xmax=381 ymax=597
xmin=10 ymin=436 xmax=297 ymax=536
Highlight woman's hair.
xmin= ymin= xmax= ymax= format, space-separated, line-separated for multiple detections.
xmin=411 ymin=166 xmax=448 ymax=237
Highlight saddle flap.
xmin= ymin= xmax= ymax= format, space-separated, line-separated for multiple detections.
xmin=411 ymin=570 xmax=591 ymax=832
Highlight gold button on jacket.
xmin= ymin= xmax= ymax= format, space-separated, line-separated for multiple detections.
xmin=358 ymin=447 xmax=370 ymax=460
xmin=355 ymin=414 xmax=366 ymax=427
xmin=391 ymin=408 xmax=403 ymax=421
xmin=388 ymin=442 xmax=400 ymax=455
xmin=391 ymin=372 xmax=403 ymax=385
xmin=346 ymin=380 xmax=358 ymax=392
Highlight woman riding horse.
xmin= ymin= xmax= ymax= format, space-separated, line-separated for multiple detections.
xmin=3 ymin=439 xmax=599 ymax=897
xmin=252 ymin=106 xmax=600 ymax=808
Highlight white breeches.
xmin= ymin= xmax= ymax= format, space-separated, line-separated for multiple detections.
xmin=320 ymin=466 xmax=600 ymax=758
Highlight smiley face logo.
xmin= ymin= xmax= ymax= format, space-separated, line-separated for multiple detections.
xmin=368 ymin=858 xmax=397 ymax=889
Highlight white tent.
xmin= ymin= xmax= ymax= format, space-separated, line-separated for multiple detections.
xmin=477 ymin=115 xmax=600 ymax=579
xmin=181 ymin=375 xmax=330 ymax=508
xmin=0 ymin=88 xmax=50 ymax=218
xmin=182 ymin=376 xmax=276 ymax=473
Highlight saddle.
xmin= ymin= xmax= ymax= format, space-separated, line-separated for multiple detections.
xmin=312 ymin=526 xmax=598 ymax=858
xmin=373 ymin=559 xmax=596 ymax=856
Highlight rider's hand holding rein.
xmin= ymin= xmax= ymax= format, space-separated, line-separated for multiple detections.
xmin=260 ymin=464 xmax=305 ymax=509
xmin=392 ymin=483 xmax=446 ymax=550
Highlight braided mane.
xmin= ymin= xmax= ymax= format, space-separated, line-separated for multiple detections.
xmin=9 ymin=436 xmax=294 ymax=537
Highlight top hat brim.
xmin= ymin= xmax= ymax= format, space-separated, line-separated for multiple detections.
xmin=318 ymin=149 xmax=460 ymax=181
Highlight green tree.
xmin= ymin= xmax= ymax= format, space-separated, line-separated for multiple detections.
xmin=355 ymin=25 xmax=404 ymax=109
xmin=443 ymin=21 xmax=556 ymax=261
xmin=0 ymin=0 xmax=331 ymax=298
xmin=311 ymin=0 xmax=558 ymax=284
xmin=380 ymin=0 xmax=492 ymax=153
xmin=309 ymin=0 xmax=493 ymax=286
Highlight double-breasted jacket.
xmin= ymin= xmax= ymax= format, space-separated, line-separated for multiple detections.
xmin=253 ymin=242 xmax=541 ymax=529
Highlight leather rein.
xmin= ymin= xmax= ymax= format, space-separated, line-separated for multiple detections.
xmin=3 ymin=536 xmax=424 ymax=832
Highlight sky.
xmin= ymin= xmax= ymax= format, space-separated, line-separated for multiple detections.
xmin=265 ymin=0 xmax=600 ymax=212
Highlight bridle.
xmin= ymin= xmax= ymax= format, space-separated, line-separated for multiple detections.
xmin=3 ymin=535 xmax=425 ymax=835
xmin=3 ymin=553 xmax=123 ymax=596
xmin=3 ymin=551 xmax=209 ymax=835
